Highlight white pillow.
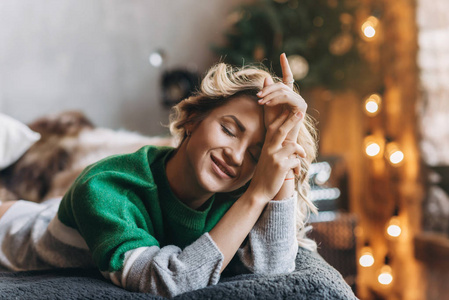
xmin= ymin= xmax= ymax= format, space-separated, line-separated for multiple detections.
xmin=0 ymin=113 xmax=41 ymax=170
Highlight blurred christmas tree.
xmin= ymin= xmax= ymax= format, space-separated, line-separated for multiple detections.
xmin=215 ymin=0 xmax=374 ymax=93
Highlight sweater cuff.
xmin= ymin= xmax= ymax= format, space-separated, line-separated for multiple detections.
xmin=178 ymin=232 xmax=224 ymax=283
xmin=124 ymin=233 xmax=224 ymax=295
xmin=253 ymin=192 xmax=297 ymax=241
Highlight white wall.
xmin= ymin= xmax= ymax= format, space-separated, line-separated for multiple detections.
xmin=417 ymin=0 xmax=449 ymax=165
xmin=0 ymin=0 xmax=248 ymax=135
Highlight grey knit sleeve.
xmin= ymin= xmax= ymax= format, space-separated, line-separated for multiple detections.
xmin=102 ymin=232 xmax=223 ymax=298
xmin=236 ymin=194 xmax=298 ymax=274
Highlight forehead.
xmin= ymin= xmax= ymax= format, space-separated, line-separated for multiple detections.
xmin=208 ymin=95 xmax=265 ymax=136
xmin=210 ymin=95 xmax=263 ymax=121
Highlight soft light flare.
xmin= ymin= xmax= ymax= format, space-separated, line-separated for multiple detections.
xmin=149 ymin=51 xmax=164 ymax=67
xmin=359 ymin=247 xmax=375 ymax=267
xmin=378 ymin=265 xmax=393 ymax=285
xmin=364 ymin=94 xmax=382 ymax=116
xmin=386 ymin=216 xmax=402 ymax=238
xmin=389 ymin=150 xmax=404 ymax=165
xmin=365 ymin=101 xmax=378 ymax=113
xmin=363 ymin=26 xmax=376 ymax=38
xmin=385 ymin=142 xmax=404 ymax=166
xmin=366 ymin=142 xmax=381 ymax=157
xmin=361 ymin=16 xmax=379 ymax=40
xmin=387 ymin=224 xmax=402 ymax=237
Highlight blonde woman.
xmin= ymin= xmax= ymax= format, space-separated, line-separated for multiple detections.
xmin=0 ymin=54 xmax=317 ymax=298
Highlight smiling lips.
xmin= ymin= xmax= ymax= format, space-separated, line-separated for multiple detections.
xmin=211 ymin=155 xmax=236 ymax=179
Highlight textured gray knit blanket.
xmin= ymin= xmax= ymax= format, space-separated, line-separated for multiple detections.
xmin=0 ymin=247 xmax=357 ymax=300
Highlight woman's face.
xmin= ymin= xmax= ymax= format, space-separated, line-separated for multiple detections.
xmin=184 ymin=95 xmax=265 ymax=194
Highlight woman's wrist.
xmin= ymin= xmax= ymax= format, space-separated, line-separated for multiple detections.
xmin=273 ymin=170 xmax=296 ymax=200
xmin=241 ymin=186 xmax=271 ymax=208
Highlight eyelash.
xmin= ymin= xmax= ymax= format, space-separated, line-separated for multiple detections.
xmin=249 ymin=153 xmax=258 ymax=163
xmin=221 ymin=124 xmax=258 ymax=163
xmin=221 ymin=124 xmax=236 ymax=138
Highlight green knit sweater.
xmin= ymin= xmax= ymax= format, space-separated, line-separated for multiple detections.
xmin=58 ymin=145 xmax=235 ymax=272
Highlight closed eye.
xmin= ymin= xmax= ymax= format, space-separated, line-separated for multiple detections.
xmin=249 ymin=152 xmax=259 ymax=163
xmin=221 ymin=124 xmax=236 ymax=138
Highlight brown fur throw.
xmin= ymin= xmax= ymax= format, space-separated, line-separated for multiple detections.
xmin=0 ymin=111 xmax=174 ymax=203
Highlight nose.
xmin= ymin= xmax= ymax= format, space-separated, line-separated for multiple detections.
xmin=224 ymin=143 xmax=245 ymax=166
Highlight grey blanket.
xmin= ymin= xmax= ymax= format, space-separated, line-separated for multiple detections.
xmin=0 ymin=248 xmax=357 ymax=300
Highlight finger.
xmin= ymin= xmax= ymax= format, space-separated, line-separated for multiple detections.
xmin=263 ymin=76 xmax=275 ymax=89
xmin=287 ymin=157 xmax=301 ymax=174
xmin=259 ymin=89 xmax=295 ymax=106
xmin=266 ymin=109 xmax=290 ymax=134
xmin=280 ymin=53 xmax=294 ymax=90
xmin=258 ymin=82 xmax=288 ymax=98
xmin=294 ymin=165 xmax=300 ymax=176
xmin=269 ymin=112 xmax=302 ymax=146
xmin=280 ymin=141 xmax=307 ymax=158
xmin=286 ymin=121 xmax=302 ymax=142
xmin=282 ymin=144 xmax=305 ymax=176
xmin=277 ymin=155 xmax=301 ymax=175
xmin=271 ymin=144 xmax=302 ymax=176
xmin=261 ymin=93 xmax=307 ymax=117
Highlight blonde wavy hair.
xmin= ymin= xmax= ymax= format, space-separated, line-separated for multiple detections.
xmin=169 ymin=63 xmax=318 ymax=251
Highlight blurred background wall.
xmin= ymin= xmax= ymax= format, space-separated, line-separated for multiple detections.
xmin=0 ymin=0 xmax=250 ymax=135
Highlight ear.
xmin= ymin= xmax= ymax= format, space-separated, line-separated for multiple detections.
xmin=185 ymin=124 xmax=193 ymax=136
xmin=184 ymin=119 xmax=198 ymax=137
xmin=185 ymin=112 xmax=205 ymax=134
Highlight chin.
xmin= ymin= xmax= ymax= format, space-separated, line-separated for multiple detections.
xmin=202 ymin=179 xmax=227 ymax=194
xmin=208 ymin=179 xmax=249 ymax=196
xmin=198 ymin=174 xmax=234 ymax=194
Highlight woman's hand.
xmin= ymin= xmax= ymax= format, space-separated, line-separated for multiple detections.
xmin=258 ymin=53 xmax=307 ymax=129
xmin=258 ymin=53 xmax=308 ymax=178
xmin=245 ymin=110 xmax=306 ymax=205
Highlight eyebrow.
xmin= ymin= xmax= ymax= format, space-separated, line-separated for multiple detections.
xmin=223 ymin=115 xmax=246 ymax=132
xmin=223 ymin=115 xmax=263 ymax=148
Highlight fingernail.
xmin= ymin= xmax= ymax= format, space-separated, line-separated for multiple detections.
xmin=295 ymin=111 xmax=303 ymax=118
xmin=258 ymin=99 xmax=263 ymax=103
xmin=257 ymin=91 xmax=262 ymax=96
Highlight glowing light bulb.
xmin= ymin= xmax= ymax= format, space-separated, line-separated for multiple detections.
xmin=149 ymin=51 xmax=164 ymax=67
xmin=386 ymin=216 xmax=402 ymax=238
xmin=365 ymin=101 xmax=378 ymax=113
xmin=364 ymin=26 xmax=376 ymax=38
xmin=385 ymin=142 xmax=404 ymax=166
xmin=366 ymin=142 xmax=381 ymax=157
xmin=364 ymin=94 xmax=382 ymax=116
xmin=361 ymin=16 xmax=379 ymax=40
xmin=378 ymin=265 xmax=393 ymax=285
xmin=287 ymin=55 xmax=309 ymax=80
xmin=387 ymin=224 xmax=401 ymax=237
xmin=389 ymin=150 xmax=404 ymax=164
xmin=359 ymin=246 xmax=375 ymax=267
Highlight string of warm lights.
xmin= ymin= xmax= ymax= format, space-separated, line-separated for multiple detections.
xmin=359 ymin=12 xmax=404 ymax=289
